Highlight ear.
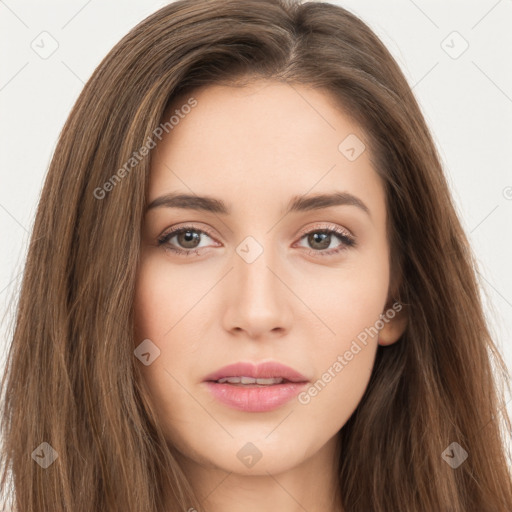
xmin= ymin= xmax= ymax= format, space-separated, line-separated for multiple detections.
xmin=379 ymin=262 xmax=408 ymax=345
xmin=378 ymin=301 xmax=408 ymax=346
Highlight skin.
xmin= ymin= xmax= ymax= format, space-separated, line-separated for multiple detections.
xmin=133 ymin=80 xmax=407 ymax=512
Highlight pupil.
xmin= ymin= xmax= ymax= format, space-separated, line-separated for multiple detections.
xmin=309 ymin=232 xmax=330 ymax=250
xmin=180 ymin=230 xmax=199 ymax=248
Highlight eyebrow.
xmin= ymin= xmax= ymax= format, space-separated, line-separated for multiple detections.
xmin=146 ymin=191 xmax=370 ymax=217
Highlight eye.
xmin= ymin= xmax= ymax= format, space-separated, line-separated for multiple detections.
xmin=157 ymin=225 xmax=218 ymax=256
xmin=157 ymin=223 xmax=356 ymax=257
xmin=294 ymin=224 xmax=356 ymax=257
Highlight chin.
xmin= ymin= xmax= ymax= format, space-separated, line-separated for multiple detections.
xmin=174 ymin=429 xmax=319 ymax=475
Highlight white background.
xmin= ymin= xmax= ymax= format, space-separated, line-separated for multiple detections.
xmin=1 ymin=0 xmax=511 ymax=451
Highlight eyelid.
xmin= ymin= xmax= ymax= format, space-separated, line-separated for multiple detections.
xmin=159 ymin=221 xmax=354 ymax=242
xmin=158 ymin=222 xmax=218 ymax=240
xmin=295 ymin=221 xmax=354 ymax=240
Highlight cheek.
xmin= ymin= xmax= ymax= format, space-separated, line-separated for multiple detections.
xmin=300 ymin=245 xmax=390 ymax=347
xmin=132 ymin=256 xmax=199 ymax=434
xmin=132 ymin=252 xmax=208 ymax=396
xmin=133 ymin=253 xmax=203 ymax=341
xmin=293 ymin=248 xmax=389 ymax=421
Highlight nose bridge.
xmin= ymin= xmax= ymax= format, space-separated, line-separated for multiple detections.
xmin=235 ymin=232 xmax=281 ymax=304
xmin=223 ymin=231 xmax=293 ymax=337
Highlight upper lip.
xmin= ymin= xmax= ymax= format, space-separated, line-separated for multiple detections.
xmin=203 ymin=361 xmax=309 ymax=383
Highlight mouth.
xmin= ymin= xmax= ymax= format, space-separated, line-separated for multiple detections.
xmin=211 ymin=376 xmax=298 ymax=386
xmin=202 ymin=361 xmax=309 ymax=384
xmin=202 ymin=361 xmax=309 ymax=412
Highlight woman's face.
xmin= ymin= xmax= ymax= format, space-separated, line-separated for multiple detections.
xmin=133 ymin=80 xmax=404 ymax=476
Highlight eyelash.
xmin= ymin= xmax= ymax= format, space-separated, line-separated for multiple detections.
xmin=157 ymin=224 xmax=356 ymax=258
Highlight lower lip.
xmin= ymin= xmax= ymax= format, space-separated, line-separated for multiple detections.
xmin=204 ymin=381 xmax=308 ymax=412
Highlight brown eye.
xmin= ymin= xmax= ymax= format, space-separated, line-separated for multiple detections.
xmin=174 ymin=229 xmax=201 ymax=249
xmin=157 ymin=226 xmax=217 ymax=255
xmin=295 ymin=226 xmax=356 ymax=257
xmin=306 ymin=231 xmax=332 ymax=250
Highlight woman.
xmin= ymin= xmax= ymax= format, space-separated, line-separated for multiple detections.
xmin=1 ymin=0 xmax=511 ymax=510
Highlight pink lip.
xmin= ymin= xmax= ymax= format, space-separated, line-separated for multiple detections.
xmin=202 ymin=361 xmax=309 ymax=413
xmin=203 ymin=361 xmax=308 ymax=383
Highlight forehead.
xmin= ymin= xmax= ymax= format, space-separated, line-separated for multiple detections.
xmin=149 ymin=81 xmax=385 ymax=220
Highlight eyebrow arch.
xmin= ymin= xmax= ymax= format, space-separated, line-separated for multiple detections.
xmin=146 ymin=191 xmax=370 ymax=217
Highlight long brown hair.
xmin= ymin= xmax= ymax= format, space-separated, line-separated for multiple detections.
xmin=1 ymin=0 xmax=511 ymax=510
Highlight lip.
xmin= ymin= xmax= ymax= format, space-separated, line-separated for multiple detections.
xmin=202 ymin=361 xmax=309 ymax=383
xmin=202 ymin=361 xmax=309 ymax=413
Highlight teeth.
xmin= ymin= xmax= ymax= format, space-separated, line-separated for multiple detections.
xmin=253 ymin=377 xmax=283 ymax=385
xmin=217 ymin=376 xmax=284 ymax=385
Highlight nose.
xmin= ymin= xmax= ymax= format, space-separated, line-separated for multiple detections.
xmin=221 ymin=240 xmax=294 ymax=340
